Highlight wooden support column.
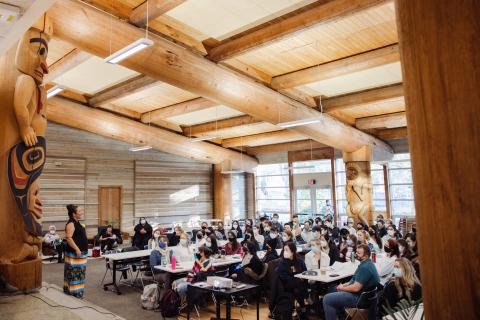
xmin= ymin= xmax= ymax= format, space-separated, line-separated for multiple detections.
xmin=330 ymin=158 xmax=337 ymax=225
xmin=343 ymin=146 xmax=373 ymax=225
xmin=382 ymin=164 xmax=391 ymax=219
xmin=213 ymin=163 xmax=232 ymax=223
xmin=395 ymin=1 xmax=480 ymax=319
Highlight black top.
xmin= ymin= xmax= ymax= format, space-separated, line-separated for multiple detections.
xmin=243 ymin=254 xmax=264 ymax=275
xmin=382 ymin=281 xmax=422 ymax=312
xmin=66 ymin=218 xmax=88 ymax=253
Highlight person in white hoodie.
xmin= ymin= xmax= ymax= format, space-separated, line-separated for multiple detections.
xmin=305 ymin=239 xmax=330 ymax=270
xmin=172 ymin=232 xmax=194 ymax=263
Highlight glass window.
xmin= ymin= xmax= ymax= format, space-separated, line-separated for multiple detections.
xmin=388 ymin=169 xmax=413 ymax=184
xmin=292 ymin=159 xmax=331 ymax=174
xmin=388 ymin=153 xmax=415 ymax=217
xmin=256 ymin=163 xmax=289 ymax=176
xmin=255 ymin=163 xmax=290 ymax=221
xmin=231 ymin=174 xmax=246 ymax=220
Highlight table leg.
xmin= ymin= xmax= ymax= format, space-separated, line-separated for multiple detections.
xmin=215 ymin=293 xmax=221 ymax=319
xmin=256 ymin=288 xmax=260 ymax=320
xmin=226 ymin=296 xmax=231 ymax=320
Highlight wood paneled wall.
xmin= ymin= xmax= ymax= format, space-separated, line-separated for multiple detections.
xmin=42 ymin=123 xmax=213 ymax=234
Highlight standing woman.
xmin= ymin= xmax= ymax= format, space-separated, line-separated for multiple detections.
xmin=64 ymin=204 xmax=88 ymax=298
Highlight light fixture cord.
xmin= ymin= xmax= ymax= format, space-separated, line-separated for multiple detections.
xmin=145 ymin=0 xmax=149 ymax=39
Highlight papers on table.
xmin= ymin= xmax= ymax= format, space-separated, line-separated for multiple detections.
xmin=154 ymin=255 xmax=242 ymax=273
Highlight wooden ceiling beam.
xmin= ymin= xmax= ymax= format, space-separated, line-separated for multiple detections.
xmin=45 ymin=48 xmax=91 ymax=83
xmin=374 ymin=127 xmax=408 ymax=140
xmin=140 ymin=97 xmax=217 ymax=123
xmin=271 ymin=43 xmax=400 ymax=90
xmin=323 ymin=83 xmax=404 ymax=113
xmin=246 ymin=139 xmax=328 ymax=155
xmin=88 ymin=75 xmax=158 ymax=107
xmin=356 ymin=112 xmax=407 ymax=130
xmin=182 ymin=115 xmax=261 ymax=137
xmin=47 ymin=97 xmax=258 ymax=169
xmin=222 ymin=130 xmax=305 ymax=148
xmin=130 ymin=0 xmax=186 ymax=27
xmin=206 ymin=0 xmax=389 ymax=62
xmin=48 ymin=0 xmax=393 ymax=160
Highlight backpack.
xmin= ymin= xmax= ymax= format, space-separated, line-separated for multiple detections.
xmin=160 ymin=288 xmax=181 ymax=317
xmin=141 ymin=283 xmax=160 ymax=310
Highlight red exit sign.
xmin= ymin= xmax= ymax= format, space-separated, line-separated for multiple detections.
xmin=307 ymin=179 xmax=316 ymax=185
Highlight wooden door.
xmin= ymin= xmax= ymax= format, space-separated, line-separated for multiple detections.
xmin=98 ymin=186 xmax=122 ymax=229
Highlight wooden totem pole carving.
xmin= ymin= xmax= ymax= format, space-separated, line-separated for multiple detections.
xmin=0 ymin=16 xmax=52 ymax=291
xmin=345 ymin=161 xmax=373 ymax=226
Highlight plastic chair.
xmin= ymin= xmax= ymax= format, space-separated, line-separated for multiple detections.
xmin=345 ymin=287 xmax=380 ymax=320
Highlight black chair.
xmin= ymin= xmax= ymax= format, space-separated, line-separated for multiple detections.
xmin=345 ymin=285 xmax=381 ymax=320
xmin=267 ymin=258 xmax=294 ymax=320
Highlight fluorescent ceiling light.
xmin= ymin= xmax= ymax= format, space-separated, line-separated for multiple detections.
xmin=129 ymin=145 xmax=152 ymax=152
xmin=221 ymin=170 xmax=244 ymax=174
xmin=289 ymin=165 xmax=315 ymax=170
xmin=190 ymin=135 xmax=220 ymax=142
xmin=278 ymin=119 xmax=320 ymax=128
xmin=104 ymin=38 xmax=154 ymax=64
xmin=46 ymin=85 xmax=64 ymax=99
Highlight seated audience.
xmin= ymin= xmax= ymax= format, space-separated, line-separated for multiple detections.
xmin=232 ymin=241 xmax=264 ymax=284
xmin=44 ymin=225 xmax=60 ymax=244
xmin=340 ymin=234 xmax=357 ymax=262
xmin=265 ymin=227 xmax=282 ymax=249
xmin=382 ymin=224 xmax=398 ymax=245
xmin=99 ymin=225 xmax=121 ymax=252
xmin=346 ymin=217 xmax=357 ymax=235
xmin=205 ymin=234 xmax=220 ymax=257
xmin=323 ymin=244 xmax=380 ymax=320
xmin=368 ymin=226 xmax=383 ymax=253
xmin=305 ymin=239 xmax=330 ymax=270
xmin=149 ymin=231 xmax=169 ymax=268
xmin=133 ymin=217 xmax=152 ymax=249
xmin=252 ymin=225 xmax=265 ymax=249
xmin=262 ymin=221 xmax=273 ymax=237
xmin=385 ymin=238 xmax=400 ymax=258
xmin=225 ymin=231 xmax=244 ymax=255
xmin=43 ymin=225 xmax=63 ymax=262
xmin=231 ymin=220 xmax=243 ymax=238
xmin=262 ymin=238 xmax=279 ymax=263
xmin=356 ymin=230 xmax=373 ymax=251
xmin=377 ymin=219 xmax=387 ymax=238
xmin=301 ymin=220 xmax=314 ymax=243
xmin=172 ymin=232 xmax=194 ymax=263
xmin=277 ymin=242 xmax=308 ymax=319
xmin=168 ymin=226 xmax=182 ymax=246
xmin=215 ymin=221 xmax=227 ymax=240
xmin=271 ymin=213 xmax=283 ymax=232
xmin=282 ymin=230 xmax=295 ymax=246
xmin=173 ymin=246 xmax=213 ymax=301
xmin=397 ymin=239 xmax=412 ymax=260
xmin=381 ymin=258 xmax=422 ymax=312
xmin=195 ymin=230 xmax=206 ymax=249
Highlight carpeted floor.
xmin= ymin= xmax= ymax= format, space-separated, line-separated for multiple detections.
xmin=42 ymin=258 xmax=272 ymax=320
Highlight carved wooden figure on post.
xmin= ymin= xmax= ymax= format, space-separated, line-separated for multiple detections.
xmin=345 ymin=161 xmax=373 ymax=226
xmin=0 ymin=15 xmax=52 ymax=291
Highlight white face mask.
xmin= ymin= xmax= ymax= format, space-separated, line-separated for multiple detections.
xmin=312 ymin=246 xmax=321 ymax=254
xmin=265 ymin=227 xmax=271 ymax=232
xmin=399 ymin=246 xmax=405 ymax=253
xmin=270 ymin=233 xmax=278 ymax=239
xmin=283 ymin=251 xmax=292 ymax=259
xmin=154 ymin=233 xmax=160 ymax=238
xmin=49 ymin=230 xmax=55 ymax=234
xmin=388 ymin=230 xmax=395 ymax=236
xmin=140 ymin=219 xmax=146 ymax=225
xmin=393 ymin=267 xmax=402 ymax=278
xmin=180 ymin=239 xmax=188 ymax=246
xmin=206 ymin=241 xmax=211 ymax=247
xmin=233 ymin=224 xmax=238 ymax=228
xmin=282 ymin=235 xmax=288 ymax=242
xmin=272 ymin=218 xmax=278 ymax=223
xmin=320 ymin=240 xmax=327 ymax=247
xmin=253 ymin=229 xmax=259 ymax=235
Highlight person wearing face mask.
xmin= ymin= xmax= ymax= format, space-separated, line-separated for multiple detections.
xmin=195 ymin=230 xmax=206 ymax=249
xmin=265 ymin=227 xmax=282 ymax=249
xmin=172 ymin=232 xmax=193 ymax=263
xmin=305 ymin=239 xmax=330 ymax=270
xmin=404 ymin=233 xmax=419 ymax=275
xmin=43 ymin=225 xmax=64 ymax=263
xmin=323 ymin=244 xmax=380 ymax=320
xmin=289 ymin=215 xmax=302 ymax=238
xmin=311 ymin=225 xmax=322 ymax=241
xmin=271 ymin=213 xmax=283 ymax=232
xmin=148 ymin=231 xmax=169 ymax=267
xmin=231 ymin=220 xmax=243 ymax=238
xmin=277 ymin=242 xmax=308 ymax=319
xmin=368 ymin=227 xmax=383 ymax=253
xmin=397 ymin=239 xmax=412 ymax=260
xmin=244 ymin=218 xmax=253 ymax=231
xmin=232 ymin=241 xmax=264 ymax=284
xmin=224 ymin=231 xmax=244 ymax=255
xmin=205 ymin=234 xmax=220 ymax=257
xmin=252 ymin=225 xmax=265 ymax=249
xmin=356 ymin=230 xmax=373 ymax=251
xmin=99 ymin=225 xmax=121 ymax=252
xmin=262 ymin=221 xmax=273 ymax=237
xmin=262 ymin=237 xmax=279 ymax=263
xmin=133 ymin=217 xmax=152 ymax=249
xmin=345 ymin=217 xmax=357 ymax=235
xmin=381 ymin=258 xmax=422 ymax=313
xmin=382 ymin=225 xmax=398 ymax=246
xmin=339 ymin=234 xmax=357 ymax=262
xmin=168 ymin=226 xmax=183 ymax=247
xmin=215 ymin=221 xmax=227 ymax=240
xmin=377 ymin=219 xmax=387 ymax=238
xmin=301 ymin=220 xmax=314 ymax=243
xmin=384 ymin=238 xmax=400 ymax=258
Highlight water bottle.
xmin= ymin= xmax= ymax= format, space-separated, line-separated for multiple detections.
xmin=161 ymin=255 xmax=166 ymax=266
xmin=372 ymin=252 xmax=377 ymax=263
xmin=171 ymin=255 xmax=177 ymax=270
xmin=350 ymin=251 xmax=355 ymax=263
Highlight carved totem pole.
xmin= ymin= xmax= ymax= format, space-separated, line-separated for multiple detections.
xmin=0 ymin=16 xmax=52 ymax=291
xmin=345 ymin=161 xmax=373 ymax=226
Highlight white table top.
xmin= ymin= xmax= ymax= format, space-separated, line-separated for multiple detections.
xmin=154 ymin=256 xmax=242 ymax=273
xmin=102 ymin=249 xmax=152 ymax=261
xmin=295 ymin=257 xmax=392 ymax=283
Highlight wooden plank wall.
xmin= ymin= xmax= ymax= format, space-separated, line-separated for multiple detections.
xmin=135 ymin=160 xmax=213 ymax=224
xmin=42 ymin=123 xmax=213 ymax=234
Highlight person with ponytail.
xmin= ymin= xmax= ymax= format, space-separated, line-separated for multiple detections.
xmin=64 ymin=204 xmax=88 ymax=298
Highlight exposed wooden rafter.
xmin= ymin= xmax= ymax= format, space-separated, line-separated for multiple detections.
xmin=130 ymin=0 xmax=186 ymax=27
xmin=374 ymin=127 xmax=408 ymax=140
xmin=206 ymin=0 xmax=390 ymax=62
xmin=140 ymin=97 xmax=217 ymax=123
xmin=246 ymin=140 xmax=327 ymax=155
xmin=48 ymin=0 xmax=393 ymax=160
xmin=323 ymin=83 xmax=404 ymax=113
xmin=271 ymin=44 xmax=400 ymax=90
xmin=222 ymin=130 xmax=305 ymax=148
xmin=88 ymin=75 xmax=158 ymax=107
xmin=47 ymin=97 xmax=258 ymax=169
xmin=356 ymin=112 xmax=407 ymax=130
xmin=182 ymin=115 xmax=261 ymax=137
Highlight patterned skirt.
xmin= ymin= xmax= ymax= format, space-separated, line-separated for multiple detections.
xmin=63 ymin=251 xmax=88 ymax=298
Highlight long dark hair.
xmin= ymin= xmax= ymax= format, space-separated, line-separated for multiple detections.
xmin=66 ymin=204 xmax=78 ymax=219
xmin=208 ymin=234 xmax=219 ymax=254
xmin=284 ymin=241 xmax=300 ymax=266
xmin=369 ymin=226 xmax=383 ymax=250
xmin=227 ymin=231 xmax=239 ymax=250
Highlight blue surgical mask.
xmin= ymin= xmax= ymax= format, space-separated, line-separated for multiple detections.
xmin=347 ymin=239 xmax=353 ymax=246
xmin=393 ymin=267 xmax=402 ymax=278
xmin=159 ymin=242 xmax=166 ymax=249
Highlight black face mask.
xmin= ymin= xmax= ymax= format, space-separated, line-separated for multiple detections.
xmin=228 ymin=237 xmax=235 ymax=242
xmin=384 ymin=246 xmax=392 ymax=253
xmin=195 ymin=253 xmax=201 ymax=260
xmin=201 ymin=226 xmax=207 ymax=230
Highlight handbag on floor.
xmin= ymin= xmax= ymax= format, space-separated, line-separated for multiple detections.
xmin=141 ymin=283 xmax=160 ymax=310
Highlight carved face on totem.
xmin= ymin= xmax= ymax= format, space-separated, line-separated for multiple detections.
xmin=346 ymin=165 xmax=359 ymax=181
xmin=27 ymin=180 xmax=42 ymax=225
xmin=15 ymin=29 xmax=50 ymax=85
